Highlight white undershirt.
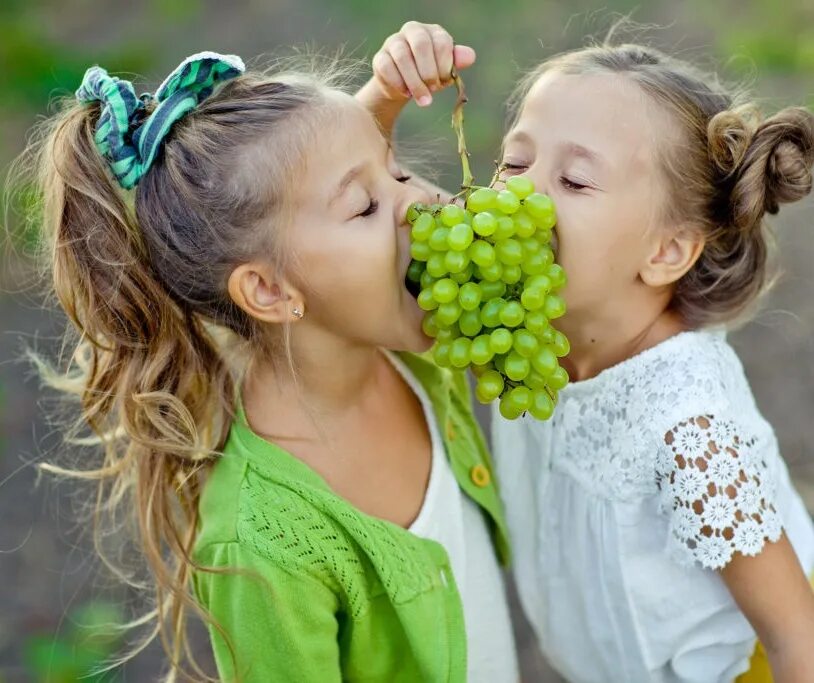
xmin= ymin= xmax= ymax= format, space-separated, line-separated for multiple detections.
xmin=385 ymin=352 xmax=519 ymax=683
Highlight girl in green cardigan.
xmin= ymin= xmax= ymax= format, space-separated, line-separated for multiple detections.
xmin=28 ymin=49 xmax=517 ymax=682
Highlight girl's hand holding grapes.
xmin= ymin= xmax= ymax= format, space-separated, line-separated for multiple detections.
xmin=357 ymin=21 xmax=476 ymax=137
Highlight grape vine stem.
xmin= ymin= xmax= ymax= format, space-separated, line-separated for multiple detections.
xmin=450 ymin=68 xmax=474 ymax=197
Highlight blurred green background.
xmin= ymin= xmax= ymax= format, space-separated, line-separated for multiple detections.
xmin=1 ymin=1 xmax=813 ymax=681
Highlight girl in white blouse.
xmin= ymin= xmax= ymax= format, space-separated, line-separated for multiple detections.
xmin=491 ymin=41 xmax=814 ymax=683
xmin=360 ymin=20 xmax=814 ymax=682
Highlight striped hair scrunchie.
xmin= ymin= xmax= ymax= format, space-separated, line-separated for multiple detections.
xmin=75 ymin=51 xmax=245 ymax=189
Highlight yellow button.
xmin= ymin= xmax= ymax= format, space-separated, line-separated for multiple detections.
xmin=445 ymin=418 xmax=456 ymax=441
xmin=470 ymin=464 xmax=491 ymax=488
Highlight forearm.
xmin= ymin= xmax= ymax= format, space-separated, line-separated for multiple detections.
xmin=355 ymin=78 xmax=409 ymax=141
xmin=766 ymin=639 xmax=814 ymax=683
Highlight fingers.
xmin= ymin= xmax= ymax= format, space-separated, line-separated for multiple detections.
xmin=453 ymin=44 xmax=476 ymax=72
xmin=372 ymin=22 xmax=476 ymax=108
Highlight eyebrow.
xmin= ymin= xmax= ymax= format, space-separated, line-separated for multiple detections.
xmin=329 ymin=142 xmax=397 ymax=207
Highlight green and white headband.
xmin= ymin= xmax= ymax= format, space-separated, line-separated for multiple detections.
xmin=75 ymin=51 xmax=245 ymax=189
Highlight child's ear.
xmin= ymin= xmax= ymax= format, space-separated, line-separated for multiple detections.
xmin=227 ymin=261 xmax=305 ymax=324
xmin=640 ymin=226 xmax=705 ymax=288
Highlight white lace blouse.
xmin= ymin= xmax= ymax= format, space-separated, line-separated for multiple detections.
xmin=492 ymin=330 xmax=814 ymax=683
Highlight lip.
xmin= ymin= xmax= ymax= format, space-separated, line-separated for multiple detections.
xmin=550 ymin=228 xmax=559 ymax=258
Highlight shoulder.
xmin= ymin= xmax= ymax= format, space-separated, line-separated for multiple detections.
xmin=632 ymin=330 xmax=758 ymax=438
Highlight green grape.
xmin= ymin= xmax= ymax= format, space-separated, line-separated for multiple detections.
xmin=463 ymin=209 xmax=474 ymax=224
xmin=529 ymin=390 xmax=554 ymax=420
xmin=435 ymin=326 xmax=460 ymax=343
xmin=476 ymin=370 xmax=504 ymax=403
xmin=523 ymin=368 xmax=547 ymax=390
xmin=468 ymin=240 xmax=496 ymax=267
xmin=506 ymin=175 xmax=534 ymax=199
xmin=479 ymin=261 xmax=503 ymax=282
xmin=470 ymin=360 xmax=491 ymax=377
xmin=450 ymin=263 xmax=475 ymax=284
xmin=504 ymin=351 xmax=531 ymax=381
xmin=499 ymin=393 xmax=524 ymax=420
xmin=444 ymin=249 xmax=469 ymax=274
xmin=406 ymin=260 xmax=425 ymax=284
xmin=422 ymin=313 xmax=440 ymax=338
xmin=507 ymin=386 xmax=532 ymax=412
xmin=448 ymin=223 xmax=474 ymax=251
xmin=546 ymin=263 xmax=567 ymax=289
xmin=493 ymin=353 xmax=506 ymax=376
xmin=494 ymin=216 xmax=516 ymax=240
xmin=496 ymin=190 xmax=521 ymax=214
xmin=512 ymin=329 xmax=539 ymax=358
xmin=420 ymin=270 xmax=438 ymax=290
xmin=426 ymin=253 xmax=448 ymax=278
xmin=433 ymin=342 xmax=451 ymax=367
xmin=432 ymin=278 xmax=459 ymax=304
xmin=538 ymin=326 xmax=556 ymax=344
xmin=417 ymin=289 xmax=439 ymax=311
xmin=458 ymin=282 xmax=482 ymax=311
xmin=472 ymin=211 xmax=498 ymax=237
xmin=479 ymin=280 xmax=507 ymax=300
xmin=436 ymin=301 xmax=462 ymax=326
xmin=551 ymin=330 xmax=570 ymax=357
xmin=513 ymin=209 xmax=536 ymax=238
xmin=470 ymin=335 xmax=495 ymax=365
xmin=539 ymin=246 xmax=555 ymax=268
xmin=520 ymin=237 xmax=541 ymax=256
xmin=543 ymin=294 xmax=566 ymax=320
xmin=458 ymin=309 xmax=483 ymax=337
xmin=489 ymin=327 xmax=513 ymax=354
xmin=480 ymin=298 xmax=506 ymax=328
xmin=496 ymin=239 xmax=523 ymax=266
xmin=429 ymin=227 xmax=451 ymax=252
xmin=531 ymin=347 xmax=558 ymax=377
xmin=501 ymin=264 xmax=523 ymax=284
xmin=411 ymin=212 xmax=435 ymax=241
xmin=440 ymin=204 xmax=466 ymax=227
xmin=466 ymin=187 xmax=498 ymax=213
xmin=524 ymin=309 xmax=549 ymax=335
xmin=407 ymin=203 xmax=423 ymax=224
xmin=449 ymin=337 xmax=472 ymax=368
xmin=411 ymin=241 xmax=431 ymax=262
xmin=520 ymin=287 xmax=546 ymax=311
xmin=499 ymin=301 xmax=525 ymax=328
xmin=524 ymin=192 xmax=556 ymax=228
xmin=526 ymin=274 xmax=552 ymax=293
xmin=521 ymin=252 xmax=548 ymax=275
xmin=548 ymin=365 xmax=570 ymax=390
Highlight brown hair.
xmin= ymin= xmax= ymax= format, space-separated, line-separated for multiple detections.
xmin=17 ymin=64 xmax=350 ymax=681
xmin=509 ymin=41 xmax=814 ymax=327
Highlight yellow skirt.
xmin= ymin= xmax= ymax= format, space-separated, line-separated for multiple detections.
xmin=735 ymin=573 xmax=814 ymax=682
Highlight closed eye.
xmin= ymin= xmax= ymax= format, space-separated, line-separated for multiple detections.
xmin=500 ymin=162 xmax=528 ymax=175
xmin=560 ymin=176 xmax=589 ymax=191
xmin=358 ymin=198 xmax=379 ymax=218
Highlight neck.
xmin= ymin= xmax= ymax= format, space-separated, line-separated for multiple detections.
xmin=243 ymin=324 xmax=390 ymax=433
xmin=556 ymin=303 xmax=686 ymax=382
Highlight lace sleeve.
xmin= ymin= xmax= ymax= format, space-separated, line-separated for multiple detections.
xmin=655 ymin=415 xmax=783 ymax=570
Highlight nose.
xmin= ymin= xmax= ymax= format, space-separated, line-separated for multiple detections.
xmin=396 ymin=181 xmax=432 ymax=228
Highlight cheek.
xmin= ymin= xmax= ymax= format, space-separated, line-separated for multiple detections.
xmin=298 ymin=225 xmax=398 ymax=309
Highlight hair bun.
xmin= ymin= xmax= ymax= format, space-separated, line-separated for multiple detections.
xmin=724 ymin=106 xmax=814 ymax=232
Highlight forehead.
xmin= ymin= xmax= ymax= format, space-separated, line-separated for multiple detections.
xmin=511 ymin=71 xmax=664 ymax=172
xmin=300 ymin=93 xmax=385 ymax=181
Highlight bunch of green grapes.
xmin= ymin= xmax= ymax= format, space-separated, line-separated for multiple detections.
xmin=406 ymin=175 xmax=569 ymax=420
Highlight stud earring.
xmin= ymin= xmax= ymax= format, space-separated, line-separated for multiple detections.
xmin=292 ymin=306 xmax=304 ymax=319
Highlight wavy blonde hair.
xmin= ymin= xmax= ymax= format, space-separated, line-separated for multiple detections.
xmin=16 ymin=61 xmax=356 ymax=681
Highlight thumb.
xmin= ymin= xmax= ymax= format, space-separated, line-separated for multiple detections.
xmin=453 ymin=45 xmax=476 ymax=71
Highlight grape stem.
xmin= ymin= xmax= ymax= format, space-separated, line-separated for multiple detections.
xmin=450 ymin=68 xmax=474 ymax=197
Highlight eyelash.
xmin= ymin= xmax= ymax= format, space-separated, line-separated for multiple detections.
xmin=357 ymin=175 xmax=412 ymax=218
xmin=502 ymin=163 xmax=589 ymax=193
